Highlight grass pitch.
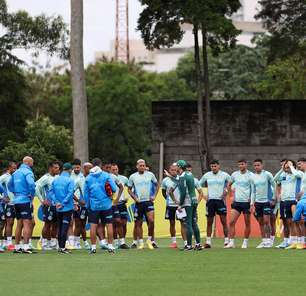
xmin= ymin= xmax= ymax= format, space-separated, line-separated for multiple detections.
xmin=0 ymin=238 xmax=305 ymax=296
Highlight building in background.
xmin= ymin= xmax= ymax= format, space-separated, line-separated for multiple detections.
xmin=95 ymin=0 xmax=265 ymax=72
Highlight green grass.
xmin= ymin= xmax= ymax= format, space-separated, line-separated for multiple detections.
xmin=0 ymin=238 xmax=305 ymax=296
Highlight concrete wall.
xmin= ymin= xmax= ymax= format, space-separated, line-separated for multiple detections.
xmin=152 ymin=100 xmax=306 ymax=179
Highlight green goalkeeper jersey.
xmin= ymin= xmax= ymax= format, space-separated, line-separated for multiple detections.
xmin=178 ymin=171 xmax=197 ymax=207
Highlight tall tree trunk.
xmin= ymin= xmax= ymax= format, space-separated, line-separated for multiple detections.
xmin=70 ymin=0 xmax=89 ymax=163
xmin=201 ymin=26 xmax=212 ymax=170
xmin=193 ymin=24 xmax=206 ymax=173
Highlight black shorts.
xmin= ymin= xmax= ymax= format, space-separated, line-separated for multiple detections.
xmin=134 ymin=201 xmax=154 ymax=221
xmin=117 ymin=203 xmax=128 ymax=220
xmin=5 ymin=204 xmax=16 ymax=219
xmin=165 ymin=206 xmax=178 ymax=220
xmin=42 ymin=205 xmax=57 ymax=222
xmin=14 ymin=203 xmax=33 ymax=220
xmin=231 ymin=202 xmax=250 ymax=214
xmin=254 ymin=202 xmax=271 ymax=218
xmin=73 ymin=206 xmax=88 ymax=221
xmin=112 ymin=205 xmax=120 ymax=220
xmin=88 ymin=208 xmax=113 ymax=225
xmin=206 ymin=199 xmax=227 ymax=217
xmin=280 ymin=200 xmax=297 ymax=219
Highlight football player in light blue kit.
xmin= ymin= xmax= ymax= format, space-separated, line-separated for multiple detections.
xmin=295 ymin=158 xmax=306 ymax=248
xmin=0 ymin=182 xmax=6 ymax=252
xmin=274 ymin=160 xmax=303 ymax=248
xmin=69 ymin=158 xmax=84 ymax=249
xmin=225 ymin=160 xmax=253 ymax=249
xmin=199 ymin=160 xmax=231 ymax=248
xmin=0 ymin=161 xmax=17 ymax=250
xmin=250 ymin=159 xmax=276 ymax=248
xmin=128 ymin=159 xmax=159 ymax=250
xmin=73 ymin=162 xmax=92 ymax=250
xmin=161 ymin=163 xmax=186 ymax=248
xmin=186 ymin=163 xmax=205 ymax=200
xmin=108 ymin=165 xmax=124 ymax=249
xmin=110 ymin=163 xmax=130 ymax=249
xmin=35 ymin=161 xmax=60 ymax=250
xmin=292 ymin=158 xmax=306 ymax=249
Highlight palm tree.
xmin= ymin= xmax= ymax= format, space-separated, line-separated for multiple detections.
xmin=70 ymin=0 xmax=89 ymax=163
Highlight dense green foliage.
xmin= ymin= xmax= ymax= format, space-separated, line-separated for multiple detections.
xmin=0 ymin=117 xmax=72 ymax=177
xmin=176 ymin=44 xmax=268 ymax=100
xmin=255 ymin=1 xmax=306 ymax=99
xmin=25 ymin=62 xmax=196 ymax=172
xmin=0 ymin=64 xmax=29 ymax=149
xmin=0 ymin=0 xmax=68 ymax=65
xmin=256 ymin=52 xmax=306 ymax=100
xmin=86 ymin=63 xmax=151 ymax=172
xmin=137 ymin=0 xmax=241 ymax=52
xmin=0 ymin=0 xmax=69 ymax=173
xmin=256 ymin=0 xmax=306 ymax=61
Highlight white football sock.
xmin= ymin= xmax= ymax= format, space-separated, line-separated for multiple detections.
xmin=68 ymin=236 xmax=74 ymax=245
xmin=99 ymin=239 xmax=107 ymax=246
xmin=7 ymin=237 xmax=12 ymax=245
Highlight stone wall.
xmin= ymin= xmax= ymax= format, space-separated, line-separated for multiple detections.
xmin=152 ymin=100 xmax=306 ymax=178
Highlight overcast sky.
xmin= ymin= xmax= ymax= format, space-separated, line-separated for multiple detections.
xmin=7 ymin=0 xmax=142 ymax=66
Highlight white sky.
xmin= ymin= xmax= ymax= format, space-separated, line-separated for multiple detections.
xmin=6 ymin=0 xmax=142 ymax=66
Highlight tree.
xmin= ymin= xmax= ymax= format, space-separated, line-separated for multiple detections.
xmin=86 ymin=62 xmax=151 ymax=173
xmin=256 ymin=0 xmax=306 ymax=61
xmin=0 ymin=0 xmax=68 ymax=65
xmin=0 ymin=0 xmax=68 ymax=149
xmin=70 ymin=0 xmax=89 ymax=164
xmin=255 ymin=1 xmax=306 ymax=99
xmin=0 ymin=64 xmax=29 ymax=149
xmin=256 ymin=52 xmax=306 ymax=100
xmin=142 ymin=70 xmax=196 ymax=101
xmin=25 ymin=60 xmax=195 ymax=172
xmin=25 ymin=117 xmax=73 ymax=162
xmin=25 ymin=63 xmax=70 ymax=120
xmin=0 ymin=117 xmax=72 ymax=177
xmin=176 ymin=44 xmax=267 ymax=100
xmin=137 ymin=0 xmax=241 ymax=171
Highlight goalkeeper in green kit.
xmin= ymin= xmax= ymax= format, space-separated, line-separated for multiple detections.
xmin=175 ymin=160 xmax=202 ymax=251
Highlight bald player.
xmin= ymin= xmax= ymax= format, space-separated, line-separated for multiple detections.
xmin=8 ymin=156 xmax=36 ymax=253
